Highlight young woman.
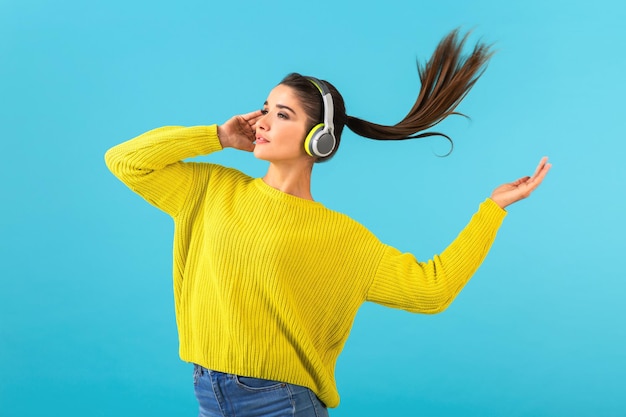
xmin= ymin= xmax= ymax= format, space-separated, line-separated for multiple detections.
xmin=105 ymin=29 xmax=550 ymax=417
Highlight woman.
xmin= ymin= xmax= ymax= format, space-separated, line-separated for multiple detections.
xmin=105 ymin=29 xmax=550 ymax=417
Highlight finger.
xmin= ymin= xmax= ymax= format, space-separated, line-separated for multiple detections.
xmin=529 ymin=156 xmax=549 ymax=180
xmin=526 ymin=162 xmax=552 ymax=192
xmin=511 ymin=176 xmax=531 ymax=186
xmin=530 ymin=158 xmax=551 ymax=183
xmin=240 ymin=119 xmax=257 ymax=137
xmin=249 ymin=117 xmax=262 ymax=129
xmin=241 ymin=109 xmax=263 ymax=123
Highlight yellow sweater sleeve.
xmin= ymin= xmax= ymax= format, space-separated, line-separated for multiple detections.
xmin=104 ymin=125 xmax=222 ymax=216
xmin=367 ymin=198 xmax=506 ymax=313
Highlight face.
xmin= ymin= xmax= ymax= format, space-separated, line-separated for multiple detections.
xmin=253 ymin=84 xmax=312 ymax=164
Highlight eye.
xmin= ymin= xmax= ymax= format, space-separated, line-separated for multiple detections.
xmin=260 ymin=109 xmax=268 ymax=115
xmin=277 ymin=112 xmax=289 ymax=119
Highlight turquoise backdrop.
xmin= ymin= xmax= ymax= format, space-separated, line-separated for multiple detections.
xmin=1 ymin=0 xmax=625 ymax=416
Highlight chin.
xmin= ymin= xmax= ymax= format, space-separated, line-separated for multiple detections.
xmin=253 ymin=148 xmax=270 ymax=161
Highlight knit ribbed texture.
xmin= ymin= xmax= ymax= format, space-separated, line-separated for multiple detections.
xmin=105 ymin=125 xmax=507 ymax=408
xmin=368 ymin=198 xmax=505 ymax=313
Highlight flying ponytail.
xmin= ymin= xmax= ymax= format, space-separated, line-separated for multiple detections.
xmin=279 ymin=28 xmax=494 ymax=161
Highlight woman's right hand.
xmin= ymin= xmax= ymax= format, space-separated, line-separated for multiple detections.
xmin=217 ymin=110 xmax=263 ymax=152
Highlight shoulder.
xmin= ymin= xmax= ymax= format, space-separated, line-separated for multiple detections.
xmin=319 ymin=205 xmax=381 ymax=243
xmin=174 ymin=163 xmax=253 ymax=210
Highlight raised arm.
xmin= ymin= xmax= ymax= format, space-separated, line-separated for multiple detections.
xmin=104 ymin=111 xmax=263 ymax=216
xmin=104 ymin=125 xmax=222 ymax=216
xmin=367 ymin=157 xmax=551 ymax=313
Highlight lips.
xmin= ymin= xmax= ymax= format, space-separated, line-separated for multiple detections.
xmin=255 ymin=136 xmax=270 ymax=144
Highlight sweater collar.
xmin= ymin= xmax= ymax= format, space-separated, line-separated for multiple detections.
xmin=253 ymin=178 xmax=324 ymax=209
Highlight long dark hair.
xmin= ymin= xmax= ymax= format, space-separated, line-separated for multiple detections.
xmin=280 ymin=29 xmax=493 ymax=161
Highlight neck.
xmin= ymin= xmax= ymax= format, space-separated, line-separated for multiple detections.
xmin=263 ymin=161 xmax=314 ymax=201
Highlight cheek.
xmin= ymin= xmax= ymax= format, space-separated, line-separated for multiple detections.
xmin=295 ymin=125 xmax=310 ymax=144
xmin=296 ymin=129 xmax=311 ymax=154
xmin=284 ymin=125 xmax=306 ymax=145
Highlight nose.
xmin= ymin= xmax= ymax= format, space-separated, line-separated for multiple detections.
xmin=256 ymin=112 xmax=269 ymax=131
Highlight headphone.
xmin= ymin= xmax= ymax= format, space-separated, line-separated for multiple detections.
xmin=303 ymin=77 xmax=336 ymax=158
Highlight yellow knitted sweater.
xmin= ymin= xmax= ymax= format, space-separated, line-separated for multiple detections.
xmin=105 ymin=125 xmax=506 ymax=407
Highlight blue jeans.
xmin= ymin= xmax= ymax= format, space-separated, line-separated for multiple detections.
xmin=193 ymin=365 xmax=329 ymax=417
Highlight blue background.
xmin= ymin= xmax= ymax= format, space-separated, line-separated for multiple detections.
xmin=1 ymin=0 xmax=625 ymax=416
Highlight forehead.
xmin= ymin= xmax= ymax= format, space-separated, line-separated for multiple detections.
xmin=266 ymin=84 xmax=304 ymax=110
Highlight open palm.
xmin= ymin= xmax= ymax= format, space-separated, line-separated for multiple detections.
xmin=491 ymin=157 xmax=552 ymax=209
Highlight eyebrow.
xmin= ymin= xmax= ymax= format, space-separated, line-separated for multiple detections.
xmin=263 ymin=101 xmax=297 ymax=115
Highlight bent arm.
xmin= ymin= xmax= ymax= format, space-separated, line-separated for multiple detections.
xmin=367 ymin=198 xmax=506 ymax=313
xmin=104 ymin=125 xmax=222 ymax=216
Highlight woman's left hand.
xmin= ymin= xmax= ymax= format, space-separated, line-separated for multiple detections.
xmin=490 ymin=157 xmax=552 ymax=209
